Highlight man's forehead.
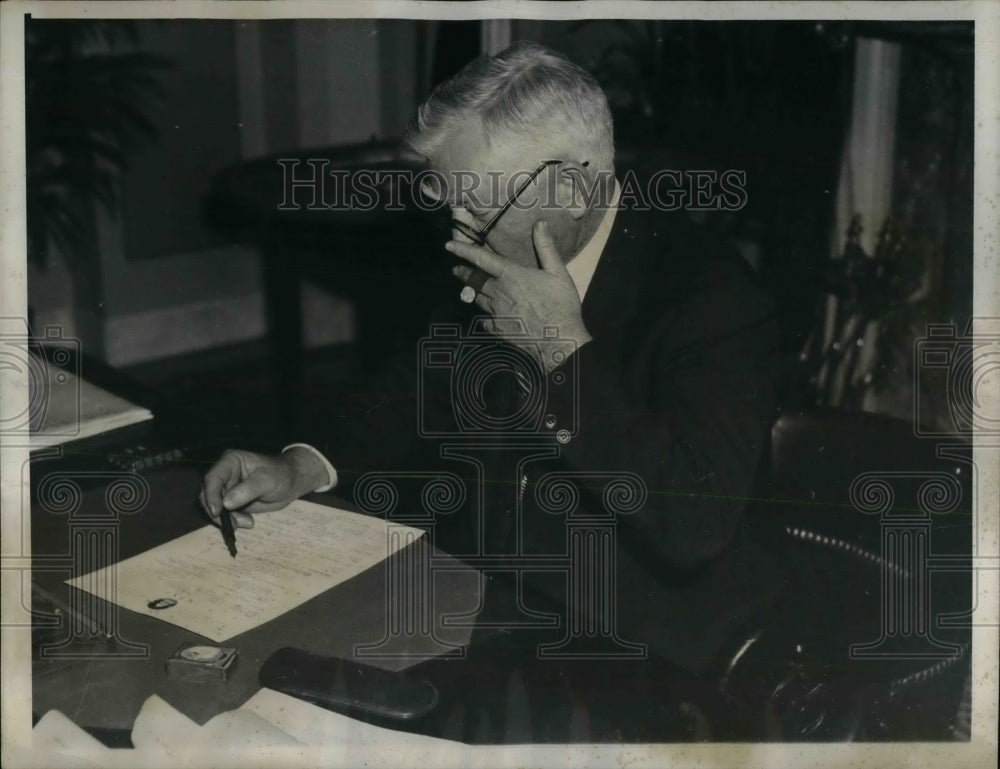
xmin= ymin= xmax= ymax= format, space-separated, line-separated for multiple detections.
xmin=429 ymin=121 xmax=538 ymax=204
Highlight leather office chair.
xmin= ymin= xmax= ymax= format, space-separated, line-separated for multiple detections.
xmin=398 ymin=408 xmax=972 ymax=743
xmin=712 ymin=407 xmax=973 ymax=741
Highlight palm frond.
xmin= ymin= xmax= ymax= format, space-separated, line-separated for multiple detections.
xmin=26 ymin=19 xmax=169 ymax=267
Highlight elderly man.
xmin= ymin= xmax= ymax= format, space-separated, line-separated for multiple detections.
xmin=201 ymin=42 xmax=780 ymax=682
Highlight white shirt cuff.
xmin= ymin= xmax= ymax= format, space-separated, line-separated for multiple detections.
xmin=282 ymin=443 xmax=337 ymax=493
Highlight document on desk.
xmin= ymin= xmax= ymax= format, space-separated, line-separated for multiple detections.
xmin=65 ymin=500 xmax=425 ymax=641
xmin=30 ymin=358 xmax=153 ymax=448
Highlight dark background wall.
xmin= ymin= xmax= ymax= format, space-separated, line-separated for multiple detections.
xmin=26 ymin=18 xmax=972 ymax=426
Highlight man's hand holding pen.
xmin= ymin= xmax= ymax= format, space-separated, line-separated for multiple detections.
xmin=199 ymin=447 xmax=328 ymax=532
xmin=200 ymin=220 xmax=589 ymax=539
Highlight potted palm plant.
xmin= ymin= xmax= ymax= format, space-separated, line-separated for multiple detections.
xmin=26 ymin=18 xmax=168 ymax=342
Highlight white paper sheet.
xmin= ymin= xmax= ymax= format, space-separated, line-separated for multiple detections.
xmin=31 ymin=709 xmax=112 ymax=766
xmin=65 ymin=500 xmax=425 ymax=641
xmin=129 ymin=695 xmax=204 ymax=751
xmin=131 ymin=695 xmax=302 ymax=750
xmin=30 ymin=357 xmax=153 ymax=448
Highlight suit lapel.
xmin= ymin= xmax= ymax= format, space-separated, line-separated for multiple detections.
xmin=580 ymin=207 xmax=649 ymax=350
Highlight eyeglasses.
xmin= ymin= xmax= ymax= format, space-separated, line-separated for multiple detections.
xmin=449 ymin=159 xmax=589 ymax=246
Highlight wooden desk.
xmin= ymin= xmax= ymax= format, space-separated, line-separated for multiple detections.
xmin=31 ymin=462 xmax=482 ymax=732
xmin=27 ymin=460 xmax=715 ymax=744
xmin=29 ymin=434 xmax=976 ymax=743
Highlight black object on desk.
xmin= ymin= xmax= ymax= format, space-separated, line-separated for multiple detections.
xmin=260 ymin=647 xmax=439 ymax=721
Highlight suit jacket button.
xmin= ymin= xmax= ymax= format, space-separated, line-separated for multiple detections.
xmin=544 ymin=414 xmax=557 ymax=429
xmin=556 ymin=429 xmax=571 ymax=444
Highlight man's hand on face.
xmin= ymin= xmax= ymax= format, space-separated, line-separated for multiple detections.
xmin=449 ymin=220 xmax=592 ymax=371
xmin=199 ymin=447 xmax=327 ymax=529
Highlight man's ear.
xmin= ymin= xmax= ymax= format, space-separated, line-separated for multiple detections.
xmin=557 ymin=161 xmax=592 ymax=221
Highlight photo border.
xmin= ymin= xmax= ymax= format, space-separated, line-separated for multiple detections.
xmin=2 ymin=2 xmax=996 ymax=767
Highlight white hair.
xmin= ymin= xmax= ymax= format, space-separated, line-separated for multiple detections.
xmin=404 ymin=41 xmax=614 ymax=171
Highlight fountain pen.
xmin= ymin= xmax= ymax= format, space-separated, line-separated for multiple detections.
xmin=220 ymin=510 xmax=238 ymax=558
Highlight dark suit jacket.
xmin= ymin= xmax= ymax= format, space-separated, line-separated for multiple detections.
xmin=304 ymin=204 xmax=781 ymax=672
